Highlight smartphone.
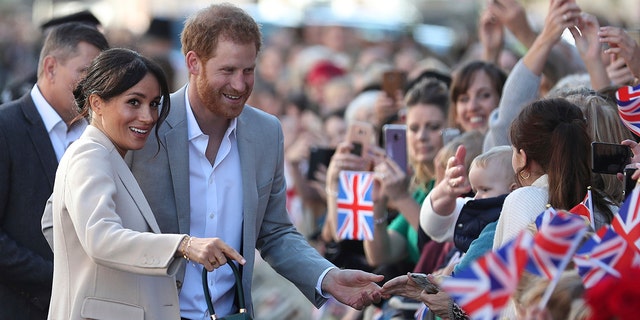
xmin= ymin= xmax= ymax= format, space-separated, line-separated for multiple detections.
xmin=441 ymin=127 xmax=461 ymax=146
xmin=307 ymin=147 xmax=335 ymax=181
xmin=408 ymin=273 xmax=439 ymax=294
xmin=383 ymin=124 xmax=408 ymax=173
xmin=382 ymin=70 xmax=407 ymax=98
xmin=347 ymin=121 xmax=375 ymax=156
xmin=624 ymin=167 xmax=637 ymax=199
xmin=591 ymin=142 xmax=632 ymax=174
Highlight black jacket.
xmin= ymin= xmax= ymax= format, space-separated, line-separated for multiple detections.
xmin=454 ymin=194 xmax=507 ymax=253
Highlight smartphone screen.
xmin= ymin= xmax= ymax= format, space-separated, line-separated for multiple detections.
xmin=347 ymin=121 xmax=375 ymax=157
xmin=591 ymin=142 xmax=632 ymax=174
xmin=382 ymin=70 xmax=407 ymax=98
xmin=383 ymin=124 xmax=408 ymax=173
xmin=307 ymin=147 xmax=335 ymax=181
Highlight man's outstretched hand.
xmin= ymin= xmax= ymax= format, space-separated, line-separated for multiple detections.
xmin=321 ymin=268 xmax=384 ymax=310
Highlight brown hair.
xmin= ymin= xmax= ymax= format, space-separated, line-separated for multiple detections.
xmin=509 ymin=98 xmax=591 ymax=209
xmin=555 ymin=88 xmax=635 ymax=205
xmin=37 ymin=22 xmax=109 ymax=77
xmin=180 ymin=3 xmax=262 ymax=61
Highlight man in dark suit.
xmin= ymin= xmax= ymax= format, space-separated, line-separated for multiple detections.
xmin=1 ymin=10 xmax=102 ymax=104
xmin=0 ymin=23 xmax=108 ymax=319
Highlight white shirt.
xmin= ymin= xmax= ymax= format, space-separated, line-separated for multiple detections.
xmin=179 ymin=92 xmax=243 ymax=319
xmin=493 ymin=174 xmax=549 ymax=249
xmin=31 ymin=85 xmax=86 ymax=161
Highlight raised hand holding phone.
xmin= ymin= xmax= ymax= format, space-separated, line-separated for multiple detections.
xmin=383 ymin=124 xmax=408 ymax=174
xmin=346 ymin=121 xmax=375 ymax=157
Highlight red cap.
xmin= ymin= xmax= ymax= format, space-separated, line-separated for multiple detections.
xmin=306 ymin=60 xmax=345 ymax=87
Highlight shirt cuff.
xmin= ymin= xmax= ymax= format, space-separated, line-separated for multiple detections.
xmin=316 ymin=266 xmax=338 ymax=298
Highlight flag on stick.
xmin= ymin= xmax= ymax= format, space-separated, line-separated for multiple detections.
xmin=573 ymin=226 xmax=640 ymax=288
xmin=569 ymin=188 xmax=594 ymax=227
xmin=440 ymin=231 xmax=532 ymax=319
xmin=612 ymin=183 xmax=640 ymax=250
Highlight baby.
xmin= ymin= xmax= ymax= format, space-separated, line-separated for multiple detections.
xmin=420 ymin=145 xmax=516 ymax=267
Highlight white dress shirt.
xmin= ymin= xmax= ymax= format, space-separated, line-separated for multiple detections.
xmin=31 ymin=85 xmax=86 ymax=161
xmin=179 ymin=92 xmax=244 ymax=319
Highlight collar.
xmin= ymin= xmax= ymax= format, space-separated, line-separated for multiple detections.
xmin=31 ymin=84 xmax=64 ymax=133
xmin=532 ymin=174 xmax=549 ymax=188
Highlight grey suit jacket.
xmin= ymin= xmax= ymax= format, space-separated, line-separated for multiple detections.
xmin=48 ymin=126 xmax=184 ymax=320
xmin=0 ymin=93 xmax=56 ymax=318
xmin=127 ymin=86 xmax=335 ymax=315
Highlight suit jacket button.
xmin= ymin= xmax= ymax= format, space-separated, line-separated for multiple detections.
xmin=176 ymin=280 xmax=183 ymax=289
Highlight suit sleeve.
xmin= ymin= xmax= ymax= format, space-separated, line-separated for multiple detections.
xmin=41 ymin=196 xmax=54 ymax=249
xmin=255 ymin=119 xmax=335 ymax=307
xmin=0 ymin=121 xmax=53 ymax=284
xmin=61 ymin=143 xmax=184 ymax=276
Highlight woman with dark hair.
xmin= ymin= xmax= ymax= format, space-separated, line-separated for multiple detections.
xmin=46 ymin=48 xmax=244 ymax=319
xmin=448 ymin=60 xmax=507 ymax=134
xmin=493 ymin=98 xmax=593 ymax=248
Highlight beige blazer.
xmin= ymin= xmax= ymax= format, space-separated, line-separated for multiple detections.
xmin=47 ymin=126 xmax=184 ymax=320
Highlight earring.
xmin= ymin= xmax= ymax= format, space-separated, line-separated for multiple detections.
xmin=519 ymin=170 xmax=530 ymax=181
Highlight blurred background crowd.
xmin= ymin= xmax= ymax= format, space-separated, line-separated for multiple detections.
xmin=1 ymin=0 xmax=640 ymax=319
xmin=1 ymin=0 xmax=638 ymax=101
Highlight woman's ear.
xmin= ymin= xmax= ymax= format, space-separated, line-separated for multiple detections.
xmin=88 ymin=94 xmax=103 ymax=116
xmin=516 ymin=148 xmax=527 ymax=170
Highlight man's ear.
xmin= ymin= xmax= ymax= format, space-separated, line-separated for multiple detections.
xmin=185 ymin=51 xmax=201 ymax=75
xmin=42 ymin=56 xmax=57 ymax=81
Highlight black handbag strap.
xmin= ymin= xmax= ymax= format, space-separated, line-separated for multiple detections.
xmin=201 ymin=261 xmax=247 ymax=319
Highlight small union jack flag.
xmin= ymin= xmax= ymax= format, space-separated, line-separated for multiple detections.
xmin=612 ymin=183 xmax=640 ymax=250
xmin=569 ymin=188 xmax=594 ymax=226
xmin=616 ymin=84 xmax=640 ymax=105
xmin=336 ymin=171 xmax=375 ymax=240
xmin=526 ymin=211 xmax=588 ymax=279
xmin=573 ymin=226 xmax=640 ymax=288
xmin=534 ymin=206 xmax=557 ymax=230
xmin=441 ymin=231 xmax=532 ymax=319
xmin=616 ymin=84 xmax=640 ymax=137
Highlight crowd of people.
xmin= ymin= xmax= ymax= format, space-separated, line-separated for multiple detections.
xmin=1 ymin=0 xmax=640 ymax=319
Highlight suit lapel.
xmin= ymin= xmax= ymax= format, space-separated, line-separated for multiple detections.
xmin=115 ymin=165 xmax=162 ymax=233
xmin=20 ymin=95 xmax=58 ymax=187
xmin=236 ymin=109 xmax=257 ymax=258
xmin=165 ymin=87 xmax=191 ymax=235
xmin=87 ymin=126 xmax=163 ymax=233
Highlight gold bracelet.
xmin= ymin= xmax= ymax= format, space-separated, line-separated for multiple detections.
xmin=181 ymin=235 xmax=192 ymax=261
